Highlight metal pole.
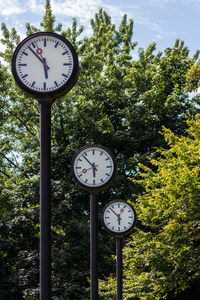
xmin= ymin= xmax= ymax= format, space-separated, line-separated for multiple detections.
xmin=90 ymin=192 xmax=99 ymax=300
xmin=116 ymin=237 xmax=123 ymax=300
xmin=40 ymin=102 xmax=51 ymax=300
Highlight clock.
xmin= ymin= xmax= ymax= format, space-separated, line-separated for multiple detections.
xmin=102 ymin=200 xmax=136 ymax=236
xmin=71 ymin=145 xmax=116 ymax=191
xmin=11 ymin=32 xmax=79 ymax=100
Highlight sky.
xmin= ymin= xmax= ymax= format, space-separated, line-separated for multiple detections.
xmin=0 ymin=0 xmax=200 ymax=58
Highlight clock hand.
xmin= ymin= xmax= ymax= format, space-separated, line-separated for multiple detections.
xmin=109 ymin=208 xmax=122 ymax=225
xmin=82 ymin=155 xmax=97 ymax=171
xmin=77 ymin=165 xmax=99 ymax=174
xmin=118 ymin=214 xmax=121 ymax=225
xmin=110 ymin=207 xmax=119 ymax=218
xmin=92 ymin=163 xmax=96 ymax=177
xmin=27 ymin=45 xmax=48 ymax=68
xmin=43 ymin=58 xmax=48 ymax=79
xmin=27 ymin=45 xmax=50 ymax=73
xmin=35 ymin=42 xmax=49 ymax=72
xmin=118 ymin=208 xmax=124 ymax=225
xmin=120 ymin=208 xmax=124 ymax=215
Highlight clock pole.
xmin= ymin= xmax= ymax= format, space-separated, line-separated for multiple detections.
xmin=39 ymin=100 xmax=52 ymax=300
xmin=116 ymin=237 xmax=123 ymax=300
xmin=71 ymin=145 xmax=117 ymax=300
xmin=101 ymin=200 xmax=137 ymax=300
xmin=12 ymin=32 xmax=79 ymax=300
xmin=90 ymin=192 xmax=99 ymax=300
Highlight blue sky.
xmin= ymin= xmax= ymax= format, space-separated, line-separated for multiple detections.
xmin=0 ymin=0 xmax=200 ymax=57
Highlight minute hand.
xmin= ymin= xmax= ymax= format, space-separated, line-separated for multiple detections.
xmin=27 ymin=46 xmax=50 ymax=69
xmin=82 ymin=155 xmax=97 ymax=171
xmin=110 ymin=208 xmax=119 ymax=218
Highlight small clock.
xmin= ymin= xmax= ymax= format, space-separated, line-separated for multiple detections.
xmin=102 ymin=200 xmax=136 ymax=236
xmin=71 ymin=145 xmax=116 ymax=191
xmin=12 ymin=32 xmax=79 ymax=100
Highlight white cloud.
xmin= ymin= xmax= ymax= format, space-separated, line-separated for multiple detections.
xmin=51 ymin=0 xmax=102 ymax=20
xmin=51 ymin=0 xmax=126 ymax=27
xmin=28 ymin=0 xmax=44 ymax=14
xmin=0 ymin=0 xmax=44 ymax=17
xmin=0 ymin=0 xmax=25 ymax=16
xmin=147 ymin=0 xmax=200 ymax=9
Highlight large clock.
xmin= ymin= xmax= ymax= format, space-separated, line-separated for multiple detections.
xmin=11 ymin=32 xmax=79 ymax=100
xmin=71 ymin=145 xmax=116 ymax=191
xmin=102 ymin=200 xmax=136 ymax=236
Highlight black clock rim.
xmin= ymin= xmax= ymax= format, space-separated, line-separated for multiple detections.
xmin=101 ymin=199 xmax=137 ymax=236
xmin=11 ymin=32 xmax=79 ymax=100
xmin=70 ymin=144 xmax=117 ymax=192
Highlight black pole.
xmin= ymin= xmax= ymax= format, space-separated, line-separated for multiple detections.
xmin=116 ymin=237 xmax=123 ymax=300
xmin=90 ymin=192 xmax=99 ymax=300
xmin=40 ymin=102 xmax=51 ymax=300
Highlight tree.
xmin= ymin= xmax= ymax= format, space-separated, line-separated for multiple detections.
xmin=99 ymin=115 xmax=200 ymax=299
xmin=0 ymin=0 xmax=199 ymax=298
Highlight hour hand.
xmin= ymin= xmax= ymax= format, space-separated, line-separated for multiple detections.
xmin=117 ymin=214 xmax=121 ymax=225
xmin=43 ymin=58 xmax=48 ymax=79
xmin=92 ymin=163 xmax=96 ymax=177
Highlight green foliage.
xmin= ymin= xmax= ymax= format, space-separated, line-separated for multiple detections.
xmin=0 ymin=0 xmax=200 ymax=298
xmin=100 ymin=116 xmax=200 ymax=299
xmin=0 ymin=23 xmax=20 ymax=63
xmin=186 ymin=62 xmax=200 ymax=92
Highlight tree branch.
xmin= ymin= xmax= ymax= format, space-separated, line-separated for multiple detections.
xmin=0 ymin=152 xmax=18 ymax=168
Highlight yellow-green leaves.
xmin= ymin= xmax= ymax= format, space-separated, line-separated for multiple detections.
xmin=100 ymin=116 xmax=200 ymax=299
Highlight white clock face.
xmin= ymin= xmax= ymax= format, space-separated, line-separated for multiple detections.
xmin=12 ymin=33 xmax=78 ymax=95
xmin=72 ymin=145 xmax=116 ymax=189
xmin=102 ymin=201 xmax=136 ymax=234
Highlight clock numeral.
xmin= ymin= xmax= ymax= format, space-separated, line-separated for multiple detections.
xmin=93 ymin=179 xmax=95 ymax=185
xmin=124 ymin=226 xmax=127 ymax=229
xmin=54 ymin=42 xmax=59 ymax=48
xmin=43 ymin=82 xmax=46 ymax=90
xmin=106 ymin=173 xmax=110 ymax=177
xmin=44 ymin=38 xmax=47 ymax=47
xmin=63 ymin=63 xmax=72 ymax=66
xmin=101 ymin=178 xmax=104 ymax=183
xmin=129 ymin=216 xmax=133 ymax=218
xmin=106 ymin=165 xmax=112 ymax=168
xmin=31 ymin=81 xmax=36 ymax=87
xmin=22 ymin=51 xmax=28 ymax=56
xmin=105 ymin=216 xmax=110 ymax=219
xmin=105 ymin=157 xmax=110 ymax=161
xmin=118 ymin=227 xmax=120 ymax=231
xmin=62 ymin=50 xmax=69 ymax=55
xmin=100 ymin=151 xmax=103 ymax=156
xmin=18 ymin=63 xmax=27 ymax=66
xmin=85 ymin=179 xmax=88 ymax=184
xmin=22 ymin=74 xmax=28 ymax=79
xmin=78 ymin=174 xmax=83 ymax=178
xmin=31 ymin=42 xmax=36 ymax=48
